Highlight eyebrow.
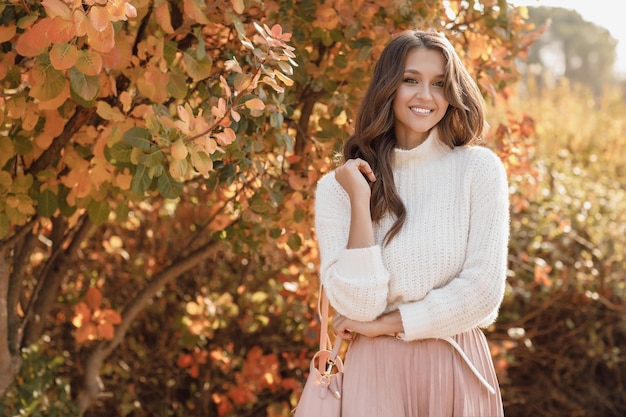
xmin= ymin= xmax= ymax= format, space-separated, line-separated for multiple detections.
xmin=403 ymin=69 xmax=445 ymax=78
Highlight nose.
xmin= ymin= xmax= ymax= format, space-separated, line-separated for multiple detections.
xmin=415 ymin=84 xmax=432 ymax=99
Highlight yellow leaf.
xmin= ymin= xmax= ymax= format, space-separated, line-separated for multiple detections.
xmin=231 ymin=0 xmax=244 ymax=14
xmin=42 ymin=0 xmax=71 ymax=19
xmin=273 ymin=69 xmax=293 ymax=86
xmin=75 ymin=49 xmax=103 ymax=76
xmin=96 ymin=101 xmax=125 ymax=121
xmin=244 ymin=98 xmax=265 ymax=110
xmin=171 ymin=139 xmax=189 ymax=160
xmin=190 ymin=149 xmax=213 ymax=177
xmin=50 ymin=43 xmax=79 ymax=70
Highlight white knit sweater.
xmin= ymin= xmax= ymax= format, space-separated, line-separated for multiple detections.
xmin=314 ymin=130 xmax=510 ymax=341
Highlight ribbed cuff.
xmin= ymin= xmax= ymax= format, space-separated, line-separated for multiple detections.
xmin=336 ymin=245 xmax=387 ymax=282
xmin=398 ymin=301 xmax=433 ymax=340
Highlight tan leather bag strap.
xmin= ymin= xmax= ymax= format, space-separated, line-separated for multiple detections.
xmin=317 ymin=283 xmax=343 ymax=373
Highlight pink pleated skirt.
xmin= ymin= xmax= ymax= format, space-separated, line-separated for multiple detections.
xmin=341 ymin=327 xmax=504 ymax=417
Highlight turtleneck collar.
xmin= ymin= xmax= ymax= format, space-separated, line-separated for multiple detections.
xmin=393 ymin=129 xmax=452 ymax=168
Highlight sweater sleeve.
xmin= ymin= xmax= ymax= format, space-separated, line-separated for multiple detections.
xmin=314 ymin=172 xmax=390 ymax=322
xmin=398 ymin=148 xmax=510 ymax=340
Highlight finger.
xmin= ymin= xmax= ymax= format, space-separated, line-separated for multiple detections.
xmin=355 ymin=159 xmax=376 ymax=182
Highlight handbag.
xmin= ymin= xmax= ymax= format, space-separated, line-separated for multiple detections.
xmin=292 ymin=285 xmax=344 ymax=416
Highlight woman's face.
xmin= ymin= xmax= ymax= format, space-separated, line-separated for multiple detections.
xmin=392 ymin=47 xmax=449 ymax=149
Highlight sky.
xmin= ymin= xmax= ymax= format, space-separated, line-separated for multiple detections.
xmin=511 ymin=0 xmax=626 ymax=75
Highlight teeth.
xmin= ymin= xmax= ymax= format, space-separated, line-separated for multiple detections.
xmin=410 ymin=107 xmax=431 ymax=113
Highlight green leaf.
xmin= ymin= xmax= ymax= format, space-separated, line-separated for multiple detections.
xmin=130 ymin=164 xmax=151 ymax=195
xmin=0 ymin=137 xmax=14 ymax=168
xmin=167 ymin=71 xmax=188 ymax=100
xmin=29 ymin=55 xmax=66 ymax=101
xmin=69 ymin=67 xmax=99 ymax=101
xmin=87 ymin=199 xmax=110 ymax=225
xmin=12 ymin=173 xmax=33 ymax=193
xmin=12 ymin=136 xmax=33 ymax=155
xmin=115 ymin=202 xmax=129 ymax=222
xmin=157 ymin=172 xmax=183 ymax=199
xmin=37 ymin=189 xmax=58 ymax=217
xmin=183 ymin=51 xmax=212 ymax=82
xmin=124 ymin=127 xmax=153 ymax=150
xmin=250 ymin=196 xmax=269 ymax=214
xmin=138 ymin=149 xmax=164 ymax=167
xmin=108 ymin=142 xmax=133 ymax=164
xmin=287 ymin=233 xmax=302 ymax=251
xmin=57 ymin=186 xmax=76 ymax=217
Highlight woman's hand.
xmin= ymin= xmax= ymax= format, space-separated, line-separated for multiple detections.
xmin=334 ymin=158 xmax=376 ymax=200
xmin=332 ymin=311 xmax=403 ymax=341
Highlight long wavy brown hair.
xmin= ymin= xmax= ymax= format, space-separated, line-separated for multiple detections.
xmin=342 ymin=30 xmax=486 ymax=245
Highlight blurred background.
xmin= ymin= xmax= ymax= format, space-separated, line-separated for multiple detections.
xmin=0 ymin=0 xmax=624 ymax=416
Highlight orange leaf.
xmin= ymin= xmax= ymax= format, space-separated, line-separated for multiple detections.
xmin=154 ymin=2 xmax=175 ymax=34
xmin=97 ymin=322 xmax=115 ymax=340
xmin=72 ymin=302 xmax=92 ymax=327
xmin=85 ymin=287 xmax=102 ymax=310
xmin=244 ymin=97 xmax=265 ymax=110
xmin=47 ymin=16 xmax=76 ymax=44
xmin=87 ymin=20 xmax=115 ymax=53
xmin=182 ymin=0 xmax=209 ymax=24
xmin=73 ymin=10 xmax=90 ymax=37
xmin=49 ymin=43 xmax=79 ymax=70
xmin=100 ymin=308 xmax=122 ymax=324
xmin=75 ymin=322 xmax=98 ymax=343
xmin=15 ymin=19 xmax=52 ymax=57
xmin=0 ymin=23 xmax=16 ymax=43
xmin=89 ymin=5 xmax=110 ymax=32
xmin=177 ymin=354 xmax=193 ymax=368
xmin=215 ymin=128 xmax=236 ymax=146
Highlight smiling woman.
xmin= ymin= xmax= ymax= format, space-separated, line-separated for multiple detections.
xmin=313 ymin=29 xmax=510 ymax=416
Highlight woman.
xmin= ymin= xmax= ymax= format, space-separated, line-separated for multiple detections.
xmin=314 ymin=30 xmax=509 ymax=416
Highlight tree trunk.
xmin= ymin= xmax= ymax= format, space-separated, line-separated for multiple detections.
xmin=0 ymin=247 xmax=22 ymax=398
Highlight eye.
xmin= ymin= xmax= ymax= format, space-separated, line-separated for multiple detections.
xmin=432 ymin=80 xmax=444 ymax=87
xmin=403 ymin=77 xmax=418 ymax=84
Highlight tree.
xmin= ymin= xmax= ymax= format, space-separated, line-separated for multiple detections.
xmin=0 ymin=0 xmax=538 ymax=414
xmin=522 ymin=6 xmax=617 ymax=95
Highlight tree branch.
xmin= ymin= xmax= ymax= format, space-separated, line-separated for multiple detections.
xmin=76 ymin=236 xmax=227 ymax=413
xmin=22 ymin=214 xmax=92 ymax=346
xmin=26 ymin=106 xmax=97 ymax=177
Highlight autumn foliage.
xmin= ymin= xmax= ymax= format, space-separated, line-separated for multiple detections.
xmin=3 ymin=1 xmax=622 ymax=416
